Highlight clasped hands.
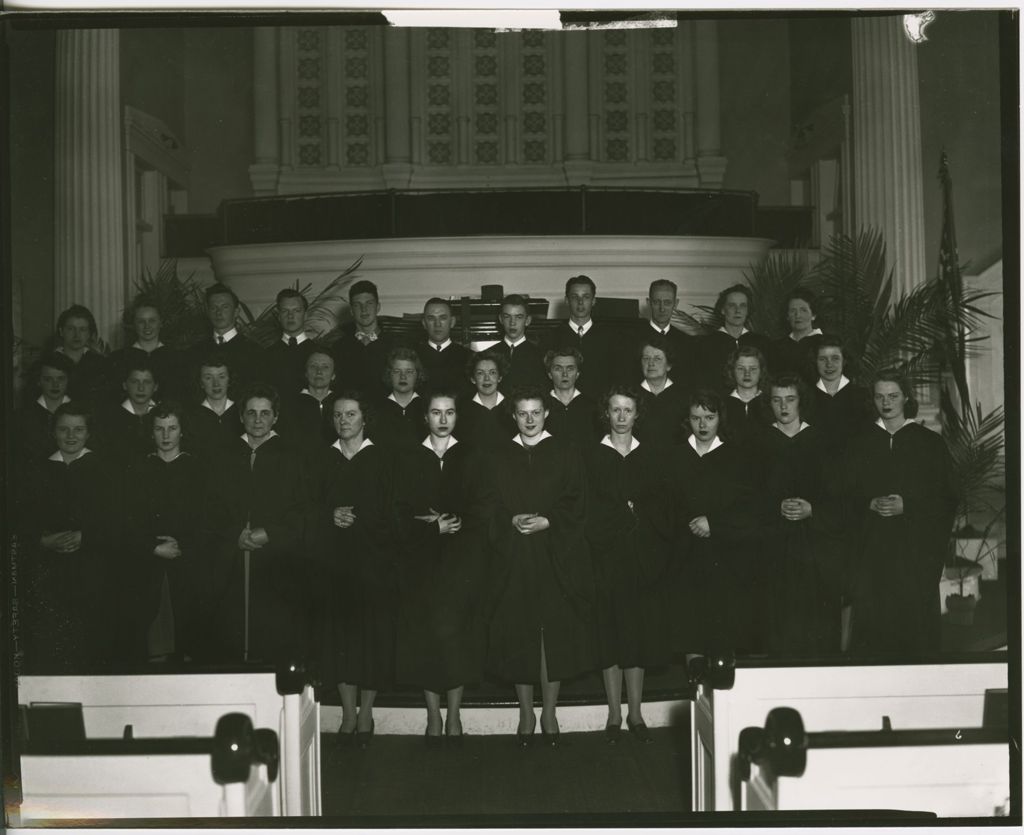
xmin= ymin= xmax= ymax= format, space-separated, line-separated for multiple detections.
xmin=512 ymin=513 xmax=550 ymax=535
xmin=688 ymin=516 xmax=710 ymax=538
xmin=869 ymin=494 xmax=904 ymax=517
xmin=780 ymin=497 xmax=812 ymax=521
xmin=154 ymin=535 xmax=182 ymax=559
xmin=415 ymin=507 xmax=462 ymax=535
xmin=237 ymin=526 xmax=270 ymax=550
xmin=40 ymin=530 xmax=82 ymax=553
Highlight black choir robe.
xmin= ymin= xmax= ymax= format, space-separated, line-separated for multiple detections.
xmin=94 ymin=401 xmax=156 ymax=466
xmin=184 ymin=401 xmax=243 ymax=463
xmin=18 ymin=450 xmax=120 ymax=672
xmin=123 ymin=451 xmax=210 ymax=660
xmin=843 ymin=421 xmax=956 ymax=655
xmin=767 ymin=333 xmax=826 ymax=385
xmin=633 ymin=321 xmax=699 ymax=393
xmin=187 ymin=333 xmax=267 ymax=399
xmin=330 ymin=327 xmax=396 ymax=397
xmin=454 ymin=395 xmax=516 ymax=452
xmin=370 ymin=394 xmax=428 ymax=453
xmin=723 ymin=391 xmax=771 ymax=450
xmin=584 ymin=439 xmax=673 ymax=669
xmin=667 ymin=438 xmax=760 ymax=654
xmin=754 ymin=424 xmax=844 ymax=656
xmin=266 ymin=337 xmax=319 ymax=397
xmin=277 ymin=389 xmax=337 ymax=457
xmin=415 ymin=340 xmax=473 ymax=396
xmin=393 ymin=440 xmax=486 ymax=692
xmin=545 ymin=390 xmax=601 ymax=448
xmin=313 ymin=441 xmax=395 ymax=690
xmin=490 ymin=338 xmax=548 ymax=394
xmin=543 ymin=320 xmax=629 ymax=397
xmin=204 ymin=434 xmax=310 ymax=664
xmin=107 ymin=344 xmax=186 ymax=403
xmin=696 ymin=329 xmax=772 ymax=392
xmin=14 ymin=400 xmax=63 ymax=476
xmin=635 ymin=382 xmax=689 ymax=448
xmin=811 ymin=380 xmax=875 ymax=454
xmin=482 ymin=434 xmax=595 ymax=683
xmin=63 ymin=349 xmax=113 ymax=407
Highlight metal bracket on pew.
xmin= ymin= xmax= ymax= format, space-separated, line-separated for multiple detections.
xmin=687 ymin=652 xmax=736 ymax=691
xmin=738 ymin=706 xmax=1011 ymax=782
xmin=275 ymin=661 xmax=310 ymax=696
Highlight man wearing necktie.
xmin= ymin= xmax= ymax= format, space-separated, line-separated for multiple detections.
xmin=268 ymin=288 xmax=317 ymax=396
xmin=637 ymin=279 xmax=696 ymax=393
xmin=330 ymin=280 xmax=396 ymax=396
xmin=491 ymin=294 xmax=547 ymax=394
xmin=187 ymin=283 xmax=265 ymax=400
xmin=415 ymin=297 xmax=471 ymax=396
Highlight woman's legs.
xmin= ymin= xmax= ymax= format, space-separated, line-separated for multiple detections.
xmin=603 ymin=665 xmax=623 ymax=726
xmin=514 ymin=684 xmax=536 ymax=734
xmin=623 ymin=666 xmax=645 ymax=724
xmin=445 ymin=686 xmax=464 ymax=736
xmin=338 ymin=683 xmax=358 ymax=733
xmin=538 ymin=633 xmax=561 ymax=733
xmin=357 ymin=689 xmax=377 ymax=732
xmin=424 ymin=689 xmax=443 ymax=736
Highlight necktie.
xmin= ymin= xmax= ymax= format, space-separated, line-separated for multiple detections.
xmin=289 ymin=336 xmax=297 ymax=347
xmin=508 ymin=343 xmax=515 ymax=357
xmin=216 ymin=335 xmax=224 ymax=345
xmin=578 ymin=326 xmax=585 ymax=337
xmin=436 ymin=343 xmax=443 ymax=352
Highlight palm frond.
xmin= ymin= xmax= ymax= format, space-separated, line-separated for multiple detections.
xmin=305 ymin=257 xmax=364 ymax=343
xmin=129 ymin=260 xmax=209 ymax=350
xmin=670 ymin=307 xmax=715 ymax=336
xmin=740 ymin=249 xmax=813 ymax=338
xmin=940 ymin=387 xmax=1006 ymax=528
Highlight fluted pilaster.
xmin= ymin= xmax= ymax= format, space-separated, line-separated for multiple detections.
xmin=54 ymin=29 xmax=125 ymax=346
xmin=694 ymin=21 xmax=727 ymax=188
xmin=249 ymin=27 xmax=280 ymax=194
xmin=852 ymin=16 xmax=926 ymax=294
xmin=382 ymin=27 xmax=412 ymax=187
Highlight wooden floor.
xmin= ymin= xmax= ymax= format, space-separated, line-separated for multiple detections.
xmin=319 ymin=708 xmax=693 ymax=824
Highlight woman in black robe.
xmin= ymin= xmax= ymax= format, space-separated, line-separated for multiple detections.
xmin=843 ymin=371 xmax=956 ymax=656
xmin=123 ymin=400 xmax=209 ymax=662
xmin=184 ymin=351 xmax=242 ymax=462
xmin=455 ymin=350 xmax=516 ymax=451
xmin=758 ymin=376 xmax=843 ymax=656
xmin=767 ymin=288 xmax=825 ymax=385
xmin=634 ymin=334 xmax=688 ymax=448
xmin=53 ymin=304 xmax=112 ymax=407
xmin=18 ymin=402 xmax=118 ymax=672
xmin=696 ymin=284 xmax=772 ymax=391
xmin=811 ymin=336 xmax=875 ymax=454
xmin=393 ymin=390 xmax=485 ymax=745
xmin=667 ymin=390 xmax=759 ymax=656
xmin=15 ymin=351 xmax=74 ymax=476
xmin=316 ymin=391 xmax=395 ymax=749
xmin=543 ymin=347 xmax=600 ymax=446
xmin=722 ymin=345 xmax=771 ymax=449
xmin=484 ymin=386 xmax=594 ymax=746
xmin=585 ymin=386 xmax=673 ymax=743
xmin=371 ymin=347 xmax=427 ymax=452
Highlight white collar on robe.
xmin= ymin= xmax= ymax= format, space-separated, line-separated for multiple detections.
xmin=641 ymin=377 xmax=673 ymax=394
xmin=503 ymin=335 xmax=527 ymax=348
xmin=718 ymin=326 xmax=750 ymax=337
xmin=387 ymin=391 xmax=420 ymax=406
xmin=600 ymin=434 xmax=640 ymax=454
xmin=332 ymin=437 xmax=374 ymax=457
xmin=37 ymin=394 xmax=71 ymax=411
xmin=569 ymin=318 xmax=593 ymax=336
xmin=789 ymin=328 xmax=823 ymax=341
xmin=121 ymin=398 xmax=156 ymax=415
xmin=244 ymin=430 xmax=279 ymax=449
xmin=427 ymin=338 xmax=453 ymax=352
xmin=875 ymin=417 xmax=912 ymax=434
xmin=49 ymin=447 xmax=92 ymax=464
xmin=688 ymin=434 xmax=724 ymax=456
xmin=772 ymin=421 xmax=810 ymax=435
xmin=149 ymin=450 xmax=188 ymax=463
xmin=132 ymin=341 xmax=165 ymax=351
xmin=550 ymin=388 xmax=582 ymax=404
xmin=214 ymin=327 xmax=239 ymax=343
xmin=729 ymin=388 xmax=760 ymax=401
xmin=422 ymin=434 xmax=459 ymax=456
xmin=816 ymin=375 xmax=850 ymax=394
xmin=281 ymin=332 xmax=309 ymax=345
xmin=202 ymin=397 xmax=234 ymax=414
xmin=513 ymin=429 xmax=552 ymax=448
xmin=649 ymin=320 xmax=673 ymax=336
xmin=472 ymin=391 xmax=504 ymax=407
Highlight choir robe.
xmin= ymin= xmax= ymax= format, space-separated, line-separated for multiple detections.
xmin=187 ymin=333 xmax=267 ymax=398
xmin=843 ymin=421 xmax=956 ymax=655
xmin=277 ymin=389 xmax=337 ymax=458
xmin=330 ymin=328 xmax=396 ymax=397
xmin=696 ymin=329 xmax=772 ymax=392
xmin=313 ymin=440 xmax=396 ymax=690
xmin=667 ymin=438 xmax=760 ymax=655
xmin=584 ymin=438 xmax=673 ymax=669
xmin=123 ymin=451 xmax=209 ymax=660
xmin=633 ymin=321 xmax=699 ymax=393
xmin=635 ymin=381 xmax=689 ymax=448
xmin=184 ymin=401 xmax=243 ymax=463
xmin=482 ymin=434 xmax=595 ymax=683
xmin=63 ymin=349 xmax=113 ymax=407
xmin=544 ymin=390 xmax=601 ymax=448
xmin=369 ymin=393 xmax=428 ymax=453
xmin=490 ymin=338 xmax=548 ymax=394
xmin=453 ymin=394 xmax=516 ymax=452
xmin=755 ymin=424 xmax=844 ymax=656
xmin=415 ymin=340 xmax=473 ymax=397
xmin=204 ymin=434 xmax=311 ymax=664
xmin=94 ymin=401 xmax=156 ymax=466
xmin=266 ymin=337 xmax=319 ymax=397
xmin=811 ymin=380 xmax=875 ymax=454
xmin=18 ymin=451 xmax=121 ymax=672
xmin=13 ymin=399 xmax=65 ymax=476
xmin=393 ymin=439 xmax=486 ymax=692
xmin=767 ymin=333 xmax=825 ymax=385
xmin=107 ymin=344 xmax=186 ymax=403
xmin=723 ymin=391 xmax=771 ymax=450
xmin=543 ymin=320 xmax=629 ymax=396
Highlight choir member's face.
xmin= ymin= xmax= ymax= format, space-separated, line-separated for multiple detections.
xmin=648 ymin=287 xmax=677 ymax=328
xmin=305 ymin=352 xmax=335 ymax=390
xmin=500 ymin=305 xmax=530 ymax=341
xmin=133 ymin=306 xmax=162 ymax=343
xmin=641 ymin=346 xmax=670 ymax=383
xmin=732 ymin=356 xmax=761 ymax=391
xmin=721 ymin=292 xmax=749 ymax=329
xmin=472 ymin=360 xmax=501 ymax=395
xmin=607 ymin=394 xmax=638 ymax=435
xmin=548 ymin=355 xmax=579 ymax=392
xmin=207 ymin=292 xmax=238 ymax=333
xmin=817 ymin=346 xmax=844 ymax=382
xmin=423 ymin=302 xmax=453 ymax=344
xmin=153 ymin=415 xmax=182 ymax=454
xmin=351 ymin=292 xmax=380 ymax=330
xmin=242 ymin=397 xmax=278 ymax=439
xmin=60 ymin=316 xmax=92 ymax=351
xmin=873 ymin=381 xmax=907 ymax=420
xmin=278 ymin=296 xmax=307 ymax=336
xmin=200 ymin=365 xmax=229 ymax=401
xmin=389 ymin=359 xmax=419 ymax=394
xmin=770 ymin=386 xmax=801 ymax=426
xmin=55 ymin=414 xmax=89 ymax=455
xmin=689 ymin=405 xmax=720 ymax=442
xmin=124 ymin=370 xmax=158 ymax=405
xmin=787 ymin=298 xmax=815 ymax=334
xmin=514 ymin=398 xmax=548 ymax=438
xmin=39 ymin=365 xmax=69 ymax=401
xmin=566 ymin=283 xmax=595 ymax=322
xmin=333 ymin=398 xmax=365 ymax=441
xmin=427 ymin=396 xmax=457 ymax=438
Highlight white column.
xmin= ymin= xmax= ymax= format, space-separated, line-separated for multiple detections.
xmin=54 ymin=29 xmax=125 ymax=347
xmin=561 ymin=30 xmax=592 ymax=184
xmin=249 ymin=27 xmax=281 ymax=194
xmin=382 ymin=27 xmax=412 ymax=187
xmin=852 ymin=16 xmax=926 ymax=295
xmin=694 ymin=20 xmax=727 ymax=188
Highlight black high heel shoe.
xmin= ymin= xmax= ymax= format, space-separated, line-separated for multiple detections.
xmin=604 ymin=719 xmax=622 ymax=744
xmin=335 ymin=726 xmax=357 ymax=749
xmin=626 ymin=717 xmax=653 ymax=744
xmin=516 ymin=721 xmax=536 ymax=749
xmin=356 ymin=719 xmax=375 ymax=749
xmin=445 ymin=718 xmax=465 ymax=748
xmin=540 ymin=718 xmax=560 ymax=748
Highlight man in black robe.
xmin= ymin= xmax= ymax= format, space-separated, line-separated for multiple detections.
xmin=266 ymin=288 xmax=317 ymax=397
xmin=331 ymin=280 xmax=396 ymax=396
xmin=635 ymin=279 xmax=698 ymax=392
xmin=187 ymin=283 xmax=266 ymax=398
xmin=415 ymin=297 xmax=472 ymax=396
xmin=94 ymin=358 xmax=160 ymax=466
xmin=490 ymin=294 xmax=547 ymax=394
